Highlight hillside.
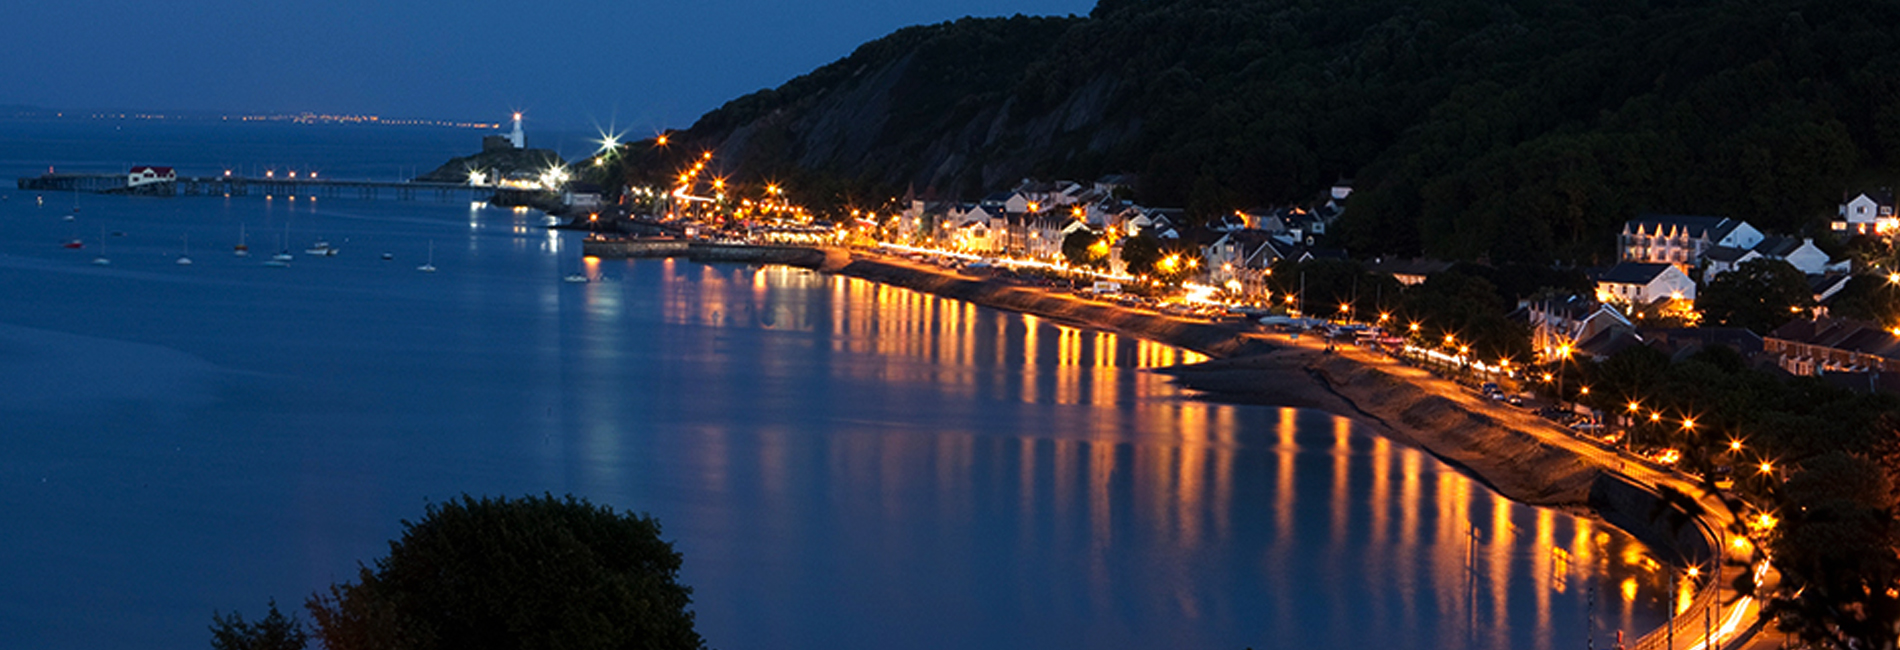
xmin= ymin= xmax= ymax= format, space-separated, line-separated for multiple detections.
xmin=641 ymin=0 xmax=1900 ymax=264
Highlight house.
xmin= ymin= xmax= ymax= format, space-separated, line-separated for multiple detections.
xmin=128 ymin=166 xmax=176 ymax=188
xmin=1766 ymin=318 xmax=1900 ymax=377
xmin=1201 ymin=229 xmax=1290 ymax=298
xmin=1836 ymin=189 xmax=1895 ymax=235
xmin=562 ymin=182 xmax=603 ymax=211
xmin=1617 ymin=214 xmax=1763 ymax=269
xmin=1595 ymin=262 xmax=1696 ymax=305
xmin=1364 ymin=257 xmax=1454 ymax=286
xmin=1640 ymin=327 xmax=1764 ymax=361
xmin=1527 ymin=298 xmax=1633 ymax=361
xmin=952 ymin=219 xmax=999 ymax=254
xmin=1274 ymin=207 xmax=1334 ymax=245
xmin=1704 ymin=236 xmax=1841 ymax=280
xmin=1811 ymin=273 xmax=1853 ymax=307
xmin=1329 ymin=179 xmax=1353 ymax=202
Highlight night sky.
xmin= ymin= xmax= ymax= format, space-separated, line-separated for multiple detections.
xmin=5 ymin=0 xmax=1095 ymax=130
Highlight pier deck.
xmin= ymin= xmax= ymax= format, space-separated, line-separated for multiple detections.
xmin=17 ymin=173 xmax=513 ymax=202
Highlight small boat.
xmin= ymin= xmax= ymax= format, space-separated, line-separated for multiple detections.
xmin=271 ymin=231 xmax=293 ymax=262
xmin=263 ymin=258 xmax=289 ymax=268
xmin=92 ymin=227 xmax=109 ymax=265
xmin=176 ymin=234 xmax=193 ymax=265
xmin=305 ymin=240 xmax=338 ymax=256
xmin=563 ymin=273 xmax=589 ymax=283
xmin=381 ymin=252 xmax=394 ymax=260
xmin=235 ymin=224 xmax=250 ymax=257
xmin=417 ymin=240 xmax=436 ymax=273
xmin=62 ymin=239 xmax=83 ymax=249
xmin=62 ymin=215 xmax=75 ymax=222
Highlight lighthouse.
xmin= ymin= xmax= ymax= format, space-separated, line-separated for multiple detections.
xmin=508 ymin=112 xmax=525 ymax=149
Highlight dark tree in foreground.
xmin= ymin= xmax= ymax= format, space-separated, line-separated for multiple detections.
xmin=211 ymin=599 xmax=308 ymax=650
xmin=307 ymin=494 xmax=704 ymax=650
xmin=1765 ymin=451 xmax=1900 ymax=650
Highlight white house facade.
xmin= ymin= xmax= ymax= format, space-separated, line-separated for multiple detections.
xmin=1596 ymin=262 xmax=1696 ymax=305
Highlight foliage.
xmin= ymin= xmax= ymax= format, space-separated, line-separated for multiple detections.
xmin=1118 ymin=232 xmax=1165 ymax=276
xmin=211 ymin=600 xmax=308 ymax=650
xmin=1826 ymin=274 xmax=1900 ymax=325
xmin=1577 ymin=343 xmax=1900 ymax=649
xmin=1695 ymin=258 xmax=1816 ymax=334
xmin=630 ymin=0 xmax=1900 ymax=256
xmin=1397 ymin=269 xmax=1531 ymax=363
xmin=1061 ymin=228 xmax=1108 ymax=269
xmin=1765 ymin=450 xmax=1900 ymax=650
xmin=306 ymin=494 xmax=703 ymax=650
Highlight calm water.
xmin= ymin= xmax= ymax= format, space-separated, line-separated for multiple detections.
xmin=0 ymin=119 xmax=1671 ymax=649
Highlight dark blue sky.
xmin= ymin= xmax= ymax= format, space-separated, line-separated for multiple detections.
xmin=6 ymin=0 xmax=1095 ymax=131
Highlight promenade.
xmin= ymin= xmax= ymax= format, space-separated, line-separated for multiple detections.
xmin=835 ymin=247 xmax=1787 ymax=650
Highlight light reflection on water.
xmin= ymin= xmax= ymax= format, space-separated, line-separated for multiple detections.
xmin=0 ymin=192 xmax=1674 ymax=650
xmin=629 ymin=262 xmax=1670 ymax=650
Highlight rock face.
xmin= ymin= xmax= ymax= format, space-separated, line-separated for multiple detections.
xmin=414 ymin=147 xmax=564 ymax=184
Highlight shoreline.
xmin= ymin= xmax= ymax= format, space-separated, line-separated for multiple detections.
xmin=829 ymin=253 xmax=1607 ymax=506
xmin=819 ymin=251 xmax=1759 ymax=649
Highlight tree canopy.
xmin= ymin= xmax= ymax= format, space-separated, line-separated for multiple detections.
xmin=635 ymin=0 xmax=1900 ymax=264
xmin=305 ymin=494 xmax=704 ymax=650
xmin=1696 ymin=258 xmax=1815 ymax=333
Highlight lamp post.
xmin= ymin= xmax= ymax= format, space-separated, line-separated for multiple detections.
xmin=1555 ymin=343 xmax=1573 ymax=413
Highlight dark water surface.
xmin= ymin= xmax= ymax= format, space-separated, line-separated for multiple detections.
xmin=0 ymin=119 xmax=1670 ymax=649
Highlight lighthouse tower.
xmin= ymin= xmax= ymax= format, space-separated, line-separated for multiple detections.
xmin=508 ymin=112 xmax=525 ymax=149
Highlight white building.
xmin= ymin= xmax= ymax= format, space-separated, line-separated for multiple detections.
xmin=1704 ymin=236 xmax=1849 ymax=281
xmin=1595 ymin=262 xmax=1697 ymax=305
xmin=1836 ymin=189 xmax=1894 ymax=235
xmin=1618 ymin=214 xmax=1762 ymax=270
xmin=128 ymin=166 xmax=176 ymax=188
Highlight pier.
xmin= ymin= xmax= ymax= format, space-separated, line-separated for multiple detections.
xmin=579 ymin=238 xmax=834 ymax=268
xmin=17 ymin=173 xmax=518 ymax=202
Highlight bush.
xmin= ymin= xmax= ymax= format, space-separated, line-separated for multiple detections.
xmin=306 ymin=494 xmax=704 ymax=650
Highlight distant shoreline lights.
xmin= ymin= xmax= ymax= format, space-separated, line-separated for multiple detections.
xmin=5 ymin=109 xmax=498 ymax=130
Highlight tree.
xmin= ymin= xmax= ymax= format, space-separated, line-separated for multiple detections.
xmin=1119 ymin=232 xmax=1164 ymax=277
xmin=307 ymin=494 xmax=704 ymax=650
xmin=1061 ymin=228 xmax=1108 ymax=269
xmin=1696 ymin=258 xmax=1814 ymax=333
xmin=1765 ymin=452 xmax=1900 ymax=650
xmin=211 ymin=600 xmax=308 ymax=650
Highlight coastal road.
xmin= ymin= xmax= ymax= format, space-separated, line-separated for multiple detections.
xmin=1284 ymin=332 xmax=1777 ymax=650
xmin=840 ymin=248 xmax=1779 ymax=650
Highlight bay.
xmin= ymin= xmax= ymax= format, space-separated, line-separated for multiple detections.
xmin=0 ymin=118 xmax=1670 ymax=649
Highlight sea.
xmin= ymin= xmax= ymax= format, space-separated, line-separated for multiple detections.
xmin=0 ymin=116 xmax=1670 ymax=650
